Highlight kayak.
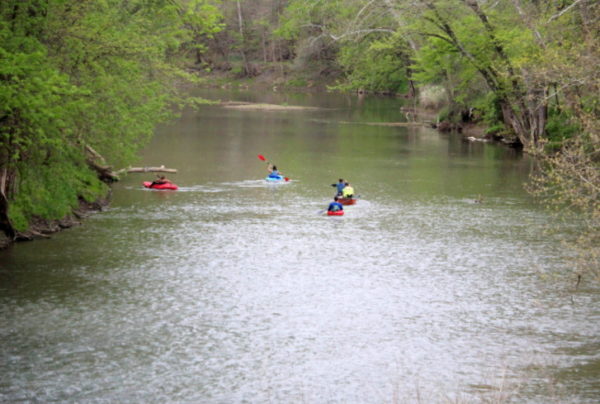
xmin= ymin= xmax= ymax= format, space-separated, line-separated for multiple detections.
xmin=265 ymin=175 xmax=286 ymax=182
xmin=338 ymin=197 xmax=357 ymax=205
xmin=327 ymin=210 xmax=344 ymax=216
xmin=143 ymin=181 xmax=178 ymax=190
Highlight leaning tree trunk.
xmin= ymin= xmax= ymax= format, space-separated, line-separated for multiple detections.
xmin=499 ymin=85 xmax=548 ymax=150
xmin=236 ymin=0 xmax=251 ymax=76
xmin=0 ymin=168 xmax=16 ymax=240
xmin=84 ymin=145 xmax=119 ymax=182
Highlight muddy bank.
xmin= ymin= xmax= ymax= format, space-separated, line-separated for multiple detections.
xmin=1 ymin=194 xmax=110 ymax=249
xmin=433 ymin=120 xmax=522 ymax=147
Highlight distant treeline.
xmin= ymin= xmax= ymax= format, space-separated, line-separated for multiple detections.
xmin=201 ymin=1 xmax=598 ymax=151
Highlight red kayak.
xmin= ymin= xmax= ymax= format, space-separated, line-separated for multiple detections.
xmin=327 ymin=210 xmax=344 ymax=216
xmin=338 ymin=197 xmax=357 ymax=205
xmin=143 ymin=181 xmax=178 ymax=190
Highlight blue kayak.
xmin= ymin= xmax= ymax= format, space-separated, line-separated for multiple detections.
xmin=265 ymin=174 xmax=286 ymax=182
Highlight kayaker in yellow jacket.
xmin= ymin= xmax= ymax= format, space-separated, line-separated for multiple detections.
xmin=342 ymin=182 xmax=354 ymax=198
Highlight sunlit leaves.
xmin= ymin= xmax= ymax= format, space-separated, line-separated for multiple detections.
xmin=335 ymin=34 xmax=409 ymax=93
xmin=0 ymin=0 xmax=224 ymax=229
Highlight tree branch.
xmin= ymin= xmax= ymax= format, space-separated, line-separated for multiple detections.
xmin=547 ymin=0 xmax=587 ymax=23
xmin=329 ymin=28 xmax=395 ymax=41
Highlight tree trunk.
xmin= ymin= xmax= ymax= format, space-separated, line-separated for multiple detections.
xmin=262 ymin=31 xmax=268 ymax=63
xmin=85 ymin=145 xmax=119 ymax=182
xmin=0 ymin=168 xmax=16 ymax=240
xmin=236 ymin=0 xmax=250 ymax=76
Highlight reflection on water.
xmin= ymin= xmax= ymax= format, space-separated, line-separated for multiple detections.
xmin=1 ymin=90 xmax=598 ymax=403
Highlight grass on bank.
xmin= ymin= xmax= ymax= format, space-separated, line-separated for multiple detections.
xmin=9 ymin=160 xmax=108 ymax=232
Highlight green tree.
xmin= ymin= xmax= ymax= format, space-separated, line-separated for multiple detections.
xmin=277 ymin=0 xmax=411 ymax=89
xmin=178 ymin=0 xmax=225 ymax=67
xmin=0 ymin=0 xmax=223 ymax=236
xmin=334 ymin=33 xmax=411 ymax=95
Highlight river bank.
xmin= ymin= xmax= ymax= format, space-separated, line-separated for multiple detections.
xmin=0 ymin=195 xmax=110 ymax=250
xmin=196 ymin=69 xmax=517 ymax=146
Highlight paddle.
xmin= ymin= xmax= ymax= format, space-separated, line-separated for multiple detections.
xmin=257 ymin=154 xmax=289 ymax=181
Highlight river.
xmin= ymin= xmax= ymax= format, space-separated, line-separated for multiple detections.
xmin=1 ymin=89 xmax=598 ymax=403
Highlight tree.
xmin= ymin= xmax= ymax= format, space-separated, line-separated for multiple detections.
xmin=178 ymin=0 xmax=225 ymax=67
xmin=201 ymin=0 xmax=293 ymax=76
xmin=524 ymin=0 xmax=599 ymax=282
xmin=277 ymin=0 xmax=411 ymax=87
xmin=0 ymin=0 xmax=223 ymax=236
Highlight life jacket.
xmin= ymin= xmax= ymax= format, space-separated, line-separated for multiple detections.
xmin=342 ymin=186 xmax=354 ymax=197
xmin=328 ymin=202 xmax=343 ymax=211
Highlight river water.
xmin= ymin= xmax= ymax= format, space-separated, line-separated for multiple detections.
xmin=1 ymin=89 xmax=598 ymax=403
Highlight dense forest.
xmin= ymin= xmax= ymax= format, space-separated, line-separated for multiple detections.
xmin=1 ymin=0 xmax=598 ymax=277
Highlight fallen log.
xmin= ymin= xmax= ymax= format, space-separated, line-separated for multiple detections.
xmin=125 ymin=166 xmax=178 ymax=174
xmin=85 ymin=145 xmax=119 ymax=182
xmin=88 ymin=160 xmax=120 ymax=182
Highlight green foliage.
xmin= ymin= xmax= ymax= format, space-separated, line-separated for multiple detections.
xmin=527 ymin=134 xmax=600 ymax=280
xmin=333 ymin=35 xmax=409 ymax=94
xmin=545 ymin=108 xmax=580 ymax=147
xmin=484 ymin=124 xmax=506 ymax=137
xmin=473 ymin=92 xmax=504 ymax=126
xmin=277 ymin=0 xmax=357 ymax=41
xmin=179 ymin=0 xmax=225 ymax=64
xmin=9 ymin=158 xmax=108 ymax=231
xmin=0 ymin=0 xmax=223 ymax=233
xmin=0 ymin=23 xmax=79 ymax=166
xmin=286 ymin=77 xmax=308 ymax=87
xmin=411 ymin=37 xmax=461 ymax=86
xmin=230 ymin=65 xmax=244 ymax=76
xmin=436 ymin=106 xmax=452 ymax=124
xmin=409 ymin=6 xmax=513 ymax=120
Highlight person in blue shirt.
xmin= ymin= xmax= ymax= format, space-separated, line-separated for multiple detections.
xmin=268 ymin=163 xmax=281 ymax=178
xmin=331 ymin=178 xmax=345 ymax=196
xmin=328 ymin=196 xmax=344 ymax=212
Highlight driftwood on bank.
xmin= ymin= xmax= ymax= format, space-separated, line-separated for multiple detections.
xmin=85 ymin=145 xmax=120 ymax=182
xmin=125 ymin=166 xmax=178 ymax=174
xmin=85 ymin=145 xmax=177 ymax=180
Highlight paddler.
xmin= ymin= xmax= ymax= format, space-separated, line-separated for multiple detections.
xmin=331 ymin=178 xmax=345 ymax=196
xmin=328 ymin=196 xmax=344 ymax=213
xmin=342 ymin=182 xmax=354 ymax=198
xmin=151 ymin=174 xmax=170 ymax=187
xmin=268 ymin=163 xmax=281 ymax=178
